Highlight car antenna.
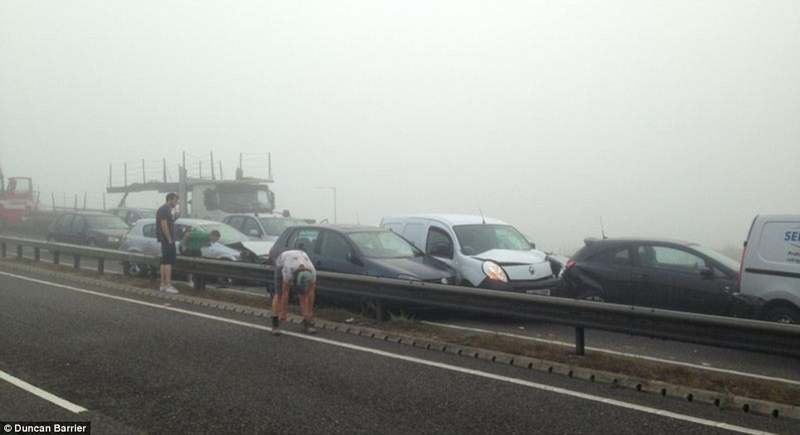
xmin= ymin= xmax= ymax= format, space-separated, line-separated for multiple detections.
xmin=600 ymin=217 xmax=608 ymax=240
xmin=479 ymin=208 xmax=486 ymax=225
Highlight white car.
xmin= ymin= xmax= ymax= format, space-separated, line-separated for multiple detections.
xmin=119 ymin=218 xmax=272 ymax=276
xmin=380 ymin=214 xmax=561 ymax=294
xmin=740 ymin=214 xmax=800 ymax=323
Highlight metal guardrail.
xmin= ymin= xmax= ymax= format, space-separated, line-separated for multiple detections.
xmin=2 ymin=235 xmax=800 ymax=359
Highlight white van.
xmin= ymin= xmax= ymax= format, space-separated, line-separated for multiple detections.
xmin=380 ymin=214 xmax=561 ymax=294
xmin=740 ymin=214 xmax=800 ymax=323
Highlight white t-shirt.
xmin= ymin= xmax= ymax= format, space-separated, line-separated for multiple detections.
xmin=275 ymin=250 xmax=317 ymax=282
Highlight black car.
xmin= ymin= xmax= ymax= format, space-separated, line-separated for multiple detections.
xmin=268 ymin=225 xmax=456 ymax=285
xmin=559 ymin=238 xmax=761 ymax=317
xmin=47 ymin=211 xmax=129 ymax=249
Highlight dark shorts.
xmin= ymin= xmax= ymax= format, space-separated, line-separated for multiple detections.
xmin=160 ymin=242 xmax=177 ymax=265
xmin=274 ymin=270 xmax=315 ymax=296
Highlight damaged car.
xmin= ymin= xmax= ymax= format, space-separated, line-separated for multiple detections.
xmin=119 ymin=218 xmax=273 ymax=276
xmin=558 ymin=238 xmax=762 ymax=317
xmin=380 ymin=214 xmax=562 ymax=295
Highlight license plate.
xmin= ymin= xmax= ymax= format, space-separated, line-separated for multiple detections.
xmin=525 ymin=289 xmax=551 ymax=296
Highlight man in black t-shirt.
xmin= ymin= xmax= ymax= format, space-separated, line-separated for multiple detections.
xmin=156 ymin=192 xmax=180 ymax=293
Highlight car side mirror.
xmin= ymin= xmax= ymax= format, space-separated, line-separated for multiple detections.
xmin=347 ymin=252 xmax=363 ymax=266
xmin=700 ymin=267 xmax=714 ymax=279
xmin=529 ymin=242 xmax=536 ymax=250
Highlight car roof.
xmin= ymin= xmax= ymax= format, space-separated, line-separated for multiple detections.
xmin=111 ymin=207 xmax=156 ymax=212
xmin=383 ymin=214 xmax=508 ymax=227
xmin=290 ymin=224 xmax=384 ymax=234
xmin=753 ymin=214 xmax=800 ymax=222
xmin=583 ymin=237 xmax=698 ymax=247
xmin=62 ymin=211 xmax=118 ymax=217
xmin=226 ymin=213 xmax=285 ymax=218
xmin=135 ymin=218 xmax=226 ymax=226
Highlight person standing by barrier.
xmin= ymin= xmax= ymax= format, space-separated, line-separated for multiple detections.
xmin=156 ymin=193 xmax=179 ymax=294
xmin=182 ymin=227 xmax=221 ymax=288
xmin=271 ymin=249 xmax=317 ymax=335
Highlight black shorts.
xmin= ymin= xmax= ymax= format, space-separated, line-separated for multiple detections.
xmin=160 ymin=242 xmax=177 ymax=265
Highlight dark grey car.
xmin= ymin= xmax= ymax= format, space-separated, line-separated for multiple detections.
xmin=47 ymin=211 xmax=129 ymax=249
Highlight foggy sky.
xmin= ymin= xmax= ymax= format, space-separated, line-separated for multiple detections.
xmin=1 ymin=0 xmax=798 ymax=254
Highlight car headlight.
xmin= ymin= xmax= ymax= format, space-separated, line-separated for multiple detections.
xmin=440 ymin=277 xmax=451 ymax=285
xmin=482 ymin=261 xmax=509 ymax=283
xmin=108 ymin=237 xmax=121 ymax=244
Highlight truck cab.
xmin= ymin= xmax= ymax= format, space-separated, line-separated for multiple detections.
xmin=0 ymin=176 xmax=35 ymax=228
xmin=189 ymin=182 xmax=275 ymax=221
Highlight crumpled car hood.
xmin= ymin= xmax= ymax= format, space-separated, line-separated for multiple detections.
xmin=473 ymin=249 xmax=548 ymax=265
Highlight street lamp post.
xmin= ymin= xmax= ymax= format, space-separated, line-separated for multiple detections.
xmin=316 ymin=186 xmax=337 ymax=224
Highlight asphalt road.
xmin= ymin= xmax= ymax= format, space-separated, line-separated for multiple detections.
xmin=7 ymin=242 xmax=800 ymax=387
xmin=1 ymin=271 xmax=799 ymax=434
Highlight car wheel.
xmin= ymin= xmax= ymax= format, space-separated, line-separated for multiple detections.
xmin=125 ymin=261 xmax=150 ymax=278
xmin=765 ymin=305 xmax=800 ymax=324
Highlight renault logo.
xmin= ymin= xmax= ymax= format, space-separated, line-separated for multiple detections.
xmin=529 ymin=265 xmax=536 ymax=275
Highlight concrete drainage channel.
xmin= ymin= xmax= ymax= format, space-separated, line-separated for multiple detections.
xmin=2 ymin=259 xmax=799 ymax=421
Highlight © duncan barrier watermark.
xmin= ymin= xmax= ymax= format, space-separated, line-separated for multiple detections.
xmin=1 ymin=422 xmax=90 ymax=434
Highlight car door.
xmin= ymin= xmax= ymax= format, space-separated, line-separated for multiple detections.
xmin=635 ymin=244 xmax=729 ymax=314
xmin=140 ymin=223 xmax=160 ymax=256
xmin=654 ymin=246 xmax=734 ymax=315
xmin=53 ymin=214 xmax=74 ymax=243
xmin=583 ymin=246 xmax=635 ymax=304
xmin=317 ymin=230 xmax=363 ymax=275
xmin=70 ymin=215 xmax=88 ymax=245
xmin=288 ymin=228 xmax=321 ymax=256
xmin=630 ymin=244 xmax=673 ymax=310
xmin=224 ymin=216 xmax=244 ymax=233
xmin=241 ymin=217 xmax=264 ymax=239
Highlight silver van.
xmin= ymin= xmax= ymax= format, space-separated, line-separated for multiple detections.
xmin=740 ymin=214 xmax=800 ymax=323
xmin=380 ymin=214 xmax=561 ymax=294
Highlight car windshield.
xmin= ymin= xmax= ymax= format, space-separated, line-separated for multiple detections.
xmin=259 ymin=217 xmax=307 ymax=236
xmin=197 ymin=224 xmax=250 ymax=244
xmin=349 ymin=231 xmax=421 ymax=259
xmin=453 ymin=224 xmax=531 ymax=255
xmin=692 ymin=245 xmax=740 ymax=271
xmin=86 ymin=215 xmax=129 ymax=230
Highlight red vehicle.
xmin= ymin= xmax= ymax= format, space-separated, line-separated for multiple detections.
xmin=0 ymin=169 xmax=36 ymax=230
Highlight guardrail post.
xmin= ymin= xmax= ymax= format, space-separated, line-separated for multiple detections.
xmin=98 ymin=258 xmax=105 ymax=274
xmin=34 ymin=247 xmax=40 ymax=262
xmin=2 ymin=242 xmax=7 ymax=258
xmin=53 ymin=251 xmax=60 ymax=265
xmin=17 ymin=245 xmax=23 ymax=259
xmin=73 ymin=255 xmax=80 ymax=270
xmin=575 ymin=326 xmax=585 ymax=356
xmin=375 ymin=301 xmax=386 ymax=322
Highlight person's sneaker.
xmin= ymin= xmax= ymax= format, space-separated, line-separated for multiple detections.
xmin=302 ymin=320 xmax=317 ymax=335
xmin=271 ymin=316 xmax=281 ymax=336
xmin=159 ymin=285 xmax=167 ymax=291
xmin=163 ymin=286 xmax=179 ymax=294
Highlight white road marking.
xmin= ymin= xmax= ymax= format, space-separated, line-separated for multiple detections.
xmin=0 ymin=271 xmax=778 ymax=435
xmin=422 ymin=321 xmax=800 ymax=387
xmin=0 ymin=370 xmax=87 ymax=414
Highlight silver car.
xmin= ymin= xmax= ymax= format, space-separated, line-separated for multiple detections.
xmin=119 ymin=218 xmax=270 ymax=276
xmin=222 ymin=213 xmax=310 ymax=242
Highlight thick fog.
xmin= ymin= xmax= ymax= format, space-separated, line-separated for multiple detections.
xmin=1 ymin=1 xmax=798 ymax=255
